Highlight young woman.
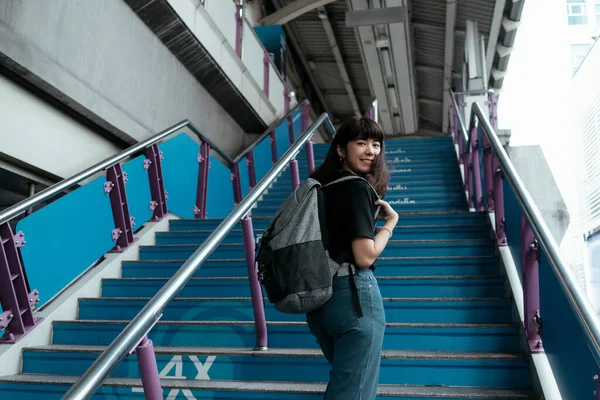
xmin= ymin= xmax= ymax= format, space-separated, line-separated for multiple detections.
xmin=308 ymin=117 xmax=398 ymax=399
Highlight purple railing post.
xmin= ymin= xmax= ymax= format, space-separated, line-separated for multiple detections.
xmin=106 ymin=163 xmax=135 ymax=251
xmin=246 ymin=150 xmax=257 ymax=190
xmin=0 ymin=223 xmax=40 ymax=343
xmin=290 ymin=160 xmax=300 ymax=190
xmin=464 ymin=151 xmax=474 ymax=209
xmin=449 ymin=105 xmax=457 ymax=144
xmin=144 ymin=144 xmax=168 ymax=221
xmin=263 ymin=50 xmax=270 ymax=96
xmin=235 ymin=2 xmax=243 ymax=57
xmin=136 ymin=336 xmax=163 ymax=399
xmin=521 ymin=216 xmax=544 ymax=353
xmin=493 ymin=154 xmax=507 ymax=245
xmin=488 ymin=92 xmax=499 ymax=130
xmin=241 ymin=216 xmax=268 ymax=349
xmin=471 ymin=127 xmax=484 ymax=211
xmin=302 ymin=104 xmax=315 ymax=174
xmin=270 ymin=131 xmax=278 ymax=165
xmin=194 ymin=142 xmax=211 ymax=219
xmin=231 ymin=163 xmax=243 ymax=206
xmin=482 ymin=133 xmax=495 ymax=212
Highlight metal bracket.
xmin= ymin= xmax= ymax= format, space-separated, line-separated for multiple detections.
xmin=0 ymin=310 xmax=14 ymax=331
xmin=159 ymin=151 xmax=164 ymax=161
xmin=532 ymin=311 xmax=543 ymax=336
xmin=13 ymin=231 xmax=25 ymax=248
xmin=246 ymin=158 xmax=251 ymax=167
xmin=230 ymin=173 xmax=236 ymax=181
xmin=104 ymin=182 xmax=115 ymax=194
xmin=130 ymin=216 xmax=136 ymax=227
xmin=28 ymin=289 xmax=40 ymax=308
xmin=123 ymin=172 xmax=129 ymax=184
xmin=149 ymin=201 xmax=158 ymax=212
xmin=111 ymin=228 xmax=122 ymax=242
xmin=198 ymin=153 xmax=205 ymax=163
xmin=164 ymin=191 xmax=169 ymax=200
xmin=193 ymin=205 xmax=201 ymax=216
xmin=143 ymin=159 xmax=152 ymax=171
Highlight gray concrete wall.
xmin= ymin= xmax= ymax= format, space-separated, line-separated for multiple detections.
xmin=0 ymin=0 xmax=247 ymax=158
xmin=506 ymin=145 xmax=570 ymax=244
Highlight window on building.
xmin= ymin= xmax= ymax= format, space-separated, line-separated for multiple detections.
xmin=571 ymin=43 xmax=593 ymax=73
xmin=568 ymin=2 xmax=589 ymax=25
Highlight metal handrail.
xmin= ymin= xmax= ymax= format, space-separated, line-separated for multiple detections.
xmin=451 ymin=90 xmax=600 ymax=365
xmin=62 ymin=113 xmax=336 ymax=399
xmin=0 ymin=121 xmax=231 ymax=226
xmin=448 ymin=92 xmax=469 ymax=146
xmin=232 ymin=100 xmax=308 ymax=164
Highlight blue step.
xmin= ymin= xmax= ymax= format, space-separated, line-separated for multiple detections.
xmin=52 ymin=321 xmax=521 ymax=352
xmin=139 ymin=240 xmax=495 ymax=260
xmin=253 ymin=202 xmax=468 ymax=216
xmin=169 ymin=218 xmax=272 ymax=232
xmin=0 ymin=377 xmax=537 ymax=399
xmin=155 ymin=224 xmax=491 ymax=245
xmin=77 ymin=297 xmax=512 ymax=324
xmin=22 ymin=347 xmax=530 ymax=388
xmin=121 ymin=256 xmax=500 ymax=278
xmin=101 ymin=276 xmax=505 ymax=299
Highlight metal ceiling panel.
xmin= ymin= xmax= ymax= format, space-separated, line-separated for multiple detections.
xmin=456 ymin=0 xmax=496 ymax=33
xmin=411 ymin=0 xmax=448 ymax=27
xmin=416 ymin=69 xmax=444 ymax=101
xmin=412 ymin=25 xmax=445 ymax=69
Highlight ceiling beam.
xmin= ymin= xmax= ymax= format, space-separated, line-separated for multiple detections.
xmin=416 ymin=64 xmax=460 ymax=79
xmin=258 ymin=0 xmax=337 ymax=26
xmin=412 ymin=22 xmax=466 ymax=37
xmin=318 ymin=6 xmax=361 ymax=116
xmin=419 ymin=97 xmax=443 ymax=106
xmin=442 ymin=0 xmax=458 ymax=133
xmin=485 ymin=0 xmax=507 ymax=82
xmin=269 ymin=0 xmax=333 ymax=119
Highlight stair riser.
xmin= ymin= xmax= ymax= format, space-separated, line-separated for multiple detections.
xmin=22 ymin=352 xmax=530 ymax=388
xmin=253 ymin=205 xmax=467 ymax=216
xmin=0 ymin=384 xmax=324 ymax=400
xmin=51 ymin=324 xmax=521 ymax=352
xmin=121 ymin=260 xmax=501 ymax=278
xmin=260 ymin=192 xmax=466 ymax=204
xmin=78 ymin=300 xmax=512 ymax=324
xmin=155 ymin=228 xmax=492 ymax=245
xmin=101 ymin=279 xmax=506 ymax=299
xmin=139 ymin=243 xmax=495 ymax=260
xmin=169 ymin=214 xmax=488 ymax=231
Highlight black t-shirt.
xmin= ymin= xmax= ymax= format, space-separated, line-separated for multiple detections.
xmin=321 ymin=172 xmax=379 ymax=269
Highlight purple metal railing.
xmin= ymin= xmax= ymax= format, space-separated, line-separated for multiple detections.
xmin=263 ymin=49 xmax=270 ymax=96
xmin=235 ymin=2 xmax=243 ymax=57
xmin=302 ymin=104 xmax=315 ymax=174
xmin=194 ymin=141 xmax=211 ymax=219
xmin=450 ymin=90 xmax=537 ymax=353
xmin=0 ymin=223 xmax=40 ymax=343
xmin=105 ymin=163 xmax=135 ymax=251
xmin=144 ymin=144 xmax=168 ymax=221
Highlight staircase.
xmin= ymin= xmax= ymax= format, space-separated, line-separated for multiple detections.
xmin=0 ymin=136 xmax=538 ymax=398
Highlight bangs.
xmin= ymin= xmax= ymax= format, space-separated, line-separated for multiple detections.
xmin=354 ymin=118 xmax=385 ymax=143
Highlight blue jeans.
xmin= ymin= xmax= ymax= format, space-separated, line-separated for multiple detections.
xmin=306 ymin=268 xmax=386 ymax=399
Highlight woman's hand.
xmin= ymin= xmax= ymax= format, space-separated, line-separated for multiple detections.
xmin=376 ymin=199 xmax=398 ymax=222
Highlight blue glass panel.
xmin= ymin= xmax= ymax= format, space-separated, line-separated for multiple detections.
xmin=206 ymin=155 xmax=235 ymax=219
xmin=159 ymin=133 xmax=199 ymax=219
xmin=275 ymin=120 xmax=290 ymax=160
xmin=292 ymin=108 xmax=303 ymax=140
xmin=253 ymin=137 xmax=272 ymax=183
xmin=503 ymin=178 xmax=523 ymax=283
xmin=539 ymin=250 xmax=599 ymax=399
xmin=238 ymin=157 xmax=250 ymax=199
xmin=16 ymin=177 xmax=115 ymax=307
xmin=122 ymin=155 xmax=153 ymax=230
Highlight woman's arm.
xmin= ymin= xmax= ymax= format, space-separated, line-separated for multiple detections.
xmin=352 ymin=200 xmax=398 ymax=269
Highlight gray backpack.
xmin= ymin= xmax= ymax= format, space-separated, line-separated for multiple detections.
xmin=256 ymin=175 xmax=379 ymax=314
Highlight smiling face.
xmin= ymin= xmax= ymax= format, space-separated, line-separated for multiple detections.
xmin=337 ymin=138 xmax=382 ymax=176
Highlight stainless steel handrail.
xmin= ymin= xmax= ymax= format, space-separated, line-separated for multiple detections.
xmin=451 ymin=89 xmax=600 ymax=365
xmin=62 ymin=113 xmax=336 ymax=399
xmin=448 ymin=92 xmax=469 ymax=146
xmin=0 ymin=120 xmax=232 ymax=226
xmin=232 ymin=100 xmax=308 ymax=164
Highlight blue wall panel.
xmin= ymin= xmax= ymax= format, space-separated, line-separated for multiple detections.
xmin=253 ymin=138 xmax=272 ymax=183
xmin=539 ymin=251 xmax=599 ymax=399
xmin=292 ymin=108 xmax=303 ymax=141
xmin=238 ymin=157 xmax=250 ymax=199
xmin=206 ymin=155 xmax=235 ymax=219
xmin=122 ymin=156 xmax=153 ymax=230
xmin=503 ymin=179 xmax=523 ymax=283
xmin=16 ymin=177 xmax=115 ymax=307
xmin=275 ymin=121 xmax=290 ymax=160
xmin=159 ymin=133 xmax=199 ymax=219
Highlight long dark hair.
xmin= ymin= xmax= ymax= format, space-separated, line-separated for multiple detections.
xmin=311 ymin=117 xmax=390 ymax=196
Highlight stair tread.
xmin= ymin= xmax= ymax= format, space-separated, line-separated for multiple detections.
xmin=0 ymin=374 xmax=536 ymax=397
xmin=106 ymin=275 xmax=504 ymax=282
xmin=162 ymin=224 xmax=490 ymax=233
xmin=82 ymin=296 xmax=511 ymax=302
xmin=142 ymin=239 xmax=493 ymax=248
xmin=25 ymin=344 xmax=526 ymax=360
xmin=55 ymin=319 xmax=518 ymax=328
